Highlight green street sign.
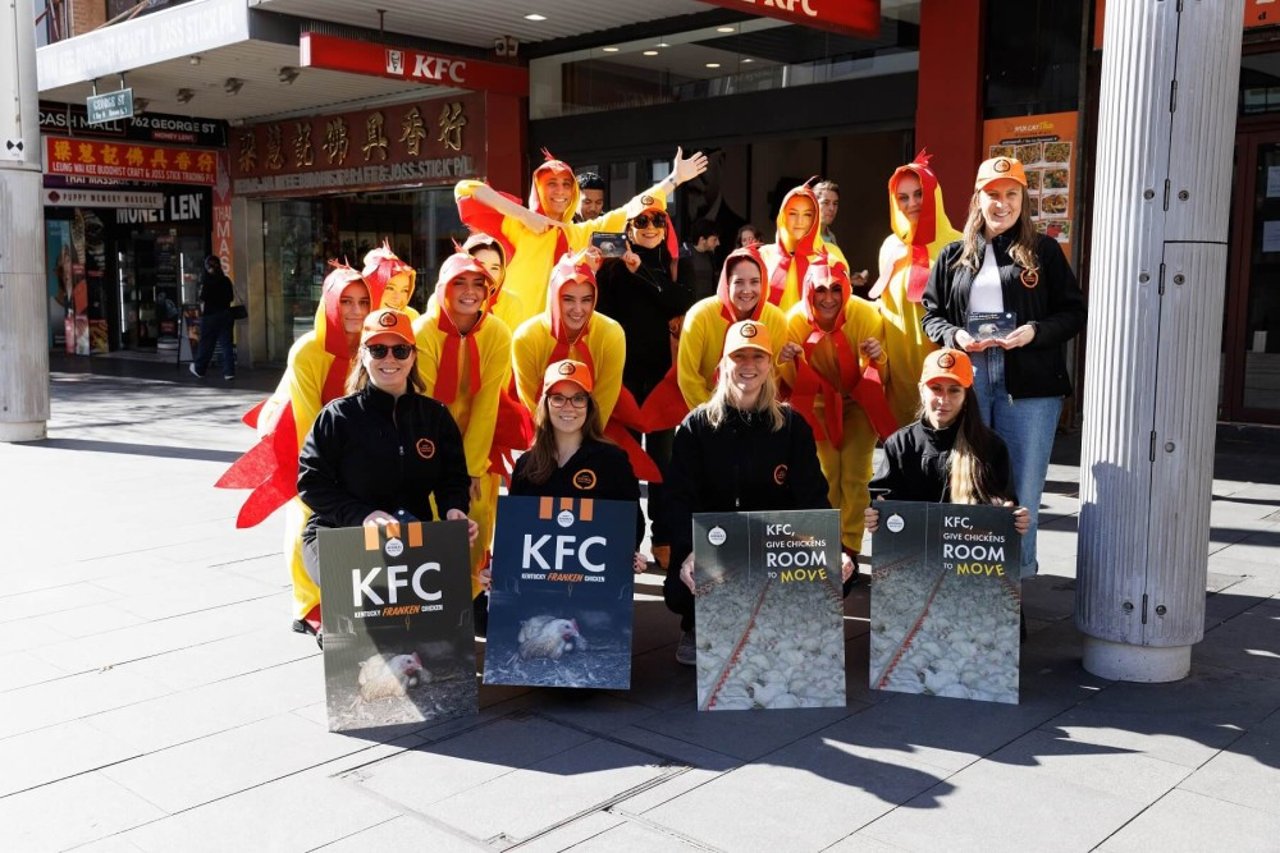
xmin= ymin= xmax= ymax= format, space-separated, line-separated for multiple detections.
xmin=86 ymin=89 xmax=134 ymax=124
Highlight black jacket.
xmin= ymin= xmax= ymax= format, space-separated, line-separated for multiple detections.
xmin=596 ymin=245 xmax=694 ymax=405
xmin=198 ymin=268 xmax=235 ymax=315
xmin=298 ymin=385 xmax=471 ymax=544
xmin=922 ymin=232 xmax=1086 ymax=399
xmin=664 ymin=404 xmax=830 ymax=570
xmin=510 ymin=438 xmax=645 ymax=548
xmin=870 ymin=418 xmax=1014 ymax=503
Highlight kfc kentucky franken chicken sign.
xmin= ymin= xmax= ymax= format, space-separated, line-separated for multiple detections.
xmin=484 ymin=496 xmax=637 ymax=690
xmin=318 ymin=521 xmax=477 ymax=732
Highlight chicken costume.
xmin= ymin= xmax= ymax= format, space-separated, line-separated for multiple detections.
xmin=362 ymin=240 xmax=420 ymax=321
xmin=869 ymin=150 xmax=963 ymax=426
xmin=455 ymin=150 xmax=671 ymax=331
xmin=413 ymin=253 xmax=512 ymax=597
xmin=758 ymin=184 xmax=847 ymax=312
xmin=675 ymin=246 xmax=788 ymax=413
xmin=784 ymin=257 xmax=893 ymax=554
xmin=215 ymin=263 xmax=380 ymax=626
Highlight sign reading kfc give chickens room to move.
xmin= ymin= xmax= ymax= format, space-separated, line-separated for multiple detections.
xmin=484 ymin=496 xmax=637 ymax=690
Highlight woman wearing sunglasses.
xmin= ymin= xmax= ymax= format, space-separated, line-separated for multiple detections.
xmin=510 ymin=360 xmax=647 ymax=571
xmin=297 ymin=309 xmax=477 ymax=642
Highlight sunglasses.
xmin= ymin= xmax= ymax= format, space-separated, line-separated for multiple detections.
xmin=631 ymin=213 xmax=667 ymax=229
xmin=365 ymin=343 xmax=415 ymax=360
xmin=547 ymin=392 xmax=589 ymax=409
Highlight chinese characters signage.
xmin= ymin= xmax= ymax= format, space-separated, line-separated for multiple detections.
xmin=44 ymin=136 xmax=217 ymax=186
xmin=230 ymin=95 xmax=485 ymax=196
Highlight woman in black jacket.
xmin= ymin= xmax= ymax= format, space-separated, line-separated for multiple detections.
xmin=297 ymin=308 xmax=477 ymax=640
xmin=921 ymin=156 xmax=1085 ymax=579
xmin=663 ymin=320 xmax=853 ymax=666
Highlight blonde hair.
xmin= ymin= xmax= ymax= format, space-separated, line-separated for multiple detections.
xmin=705 ymin=355 xmax=786 ymax=431
xmin=953 ymin=186 xmax=1040 ymax=273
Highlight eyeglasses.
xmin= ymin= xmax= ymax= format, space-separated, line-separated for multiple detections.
xmin=631 ymin=213 xmax=667 ymax=229
xmin=547 ymin=392 xmax=589 ymax=409
xmin=365 ymin=343 xmax=415 ymax=360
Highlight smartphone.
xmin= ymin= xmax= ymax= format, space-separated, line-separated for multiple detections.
xmin=590 ymin=231 xmax=627 ymax=258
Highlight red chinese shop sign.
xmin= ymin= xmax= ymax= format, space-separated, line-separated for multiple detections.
xmin=697 ymin=0 xmax=880 ymax=38
xmin=44 ymin=137 xmax=217 ymax=185
xmin=230 ymin=94 xmax=486 ymax=197
xmin=300 ymin=32 xmax=528 ymax=97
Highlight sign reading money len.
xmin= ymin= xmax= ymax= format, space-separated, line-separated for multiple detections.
xmin=484 ymin=496 xmax=637 ymax=689
xmin=870 ymin=501 xmax=1022 ymax=705
xmin=693 ymin=509 xmax=844 ymax=711
xmin=317 ymin=520 xmax=477 ymax=732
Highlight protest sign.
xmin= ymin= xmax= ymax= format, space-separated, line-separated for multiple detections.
xmin=870 ymin=501 xmax=1022 ymax=704
xmin=318 ymin=520 xmax=477 ymax=732
xmin=484 ymin=496 xmax=636 ymax=689
xmin=692 ymin=509 xmax=845 ymax=711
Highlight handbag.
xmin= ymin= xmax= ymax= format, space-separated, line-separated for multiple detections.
xmin=230 ymin=303 xmax=248 ymax=321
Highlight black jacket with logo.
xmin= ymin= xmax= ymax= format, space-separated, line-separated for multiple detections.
xmin=869 ymin=418 xmax=1014 ymax=504
xmin=298 ymin=384 xmax=470 ymax=544
xmin=921 ymin=232 xmax=1086 ymax=399
xmin=664 ymin=404 xmax=831 ymax=571
xmin=509 ymin=438 xmax=644 ymax=547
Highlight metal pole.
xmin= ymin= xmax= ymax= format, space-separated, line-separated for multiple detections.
xmin=1076 ymin=0 xmax=1242 ymax=681
xmin=0 ymin=0 xmax=49 ymax=442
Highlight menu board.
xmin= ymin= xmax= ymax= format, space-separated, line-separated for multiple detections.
xmin=982 ymin=112 xmax=1078 ymax=261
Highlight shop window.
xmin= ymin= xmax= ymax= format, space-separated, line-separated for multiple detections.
xmin=984 ymin=0 xmax=1084 ymax=119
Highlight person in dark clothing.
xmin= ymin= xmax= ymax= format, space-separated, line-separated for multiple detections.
xmin=190 ymin=255 xmax=237 ymax=380
xmin=297 ymin=308 xmax=477 ymax=642
xmin=595 ymin=196 xmax=695 ymax=572
xmin=662 ymin=320 xmax=854 ymax=665
xmin=684 ymin=219 xmax=721 ymax=302
xmin=509 ymin=359 xmax=648 ymax=569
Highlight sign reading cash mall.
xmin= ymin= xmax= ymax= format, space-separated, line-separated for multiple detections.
xmin=229 ymin=94 xmax=485 ymax=197
xmin=300 ymin=32 xmax=528 ymax=97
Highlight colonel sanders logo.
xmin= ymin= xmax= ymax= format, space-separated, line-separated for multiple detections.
xmin=936 ymin=352 xmax=956 ymax=369
xmin=572 ymin=469 xmax=597 ymax=490
xmin=415 ymin=438 xmax=436 ymax=459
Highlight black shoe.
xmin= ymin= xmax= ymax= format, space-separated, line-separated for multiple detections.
xmin=676 ymin=630 xmax=697 ymax=666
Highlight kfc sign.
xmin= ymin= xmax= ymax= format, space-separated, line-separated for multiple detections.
xmin=697 ymin=0 xmax=880 ymax=37
xmin=301 ymin=32 xmax=528 ymax=98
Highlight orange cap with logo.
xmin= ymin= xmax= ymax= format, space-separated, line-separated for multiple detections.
xmin=361 ymin=308 xmax=415 ymax=347
xmin=920 ymin=348 xmax=974 ymax=388
xmin=543 ymin=359 xmax=594 ymax=396
xmin=724 ymin=319 xmax=773 ymax=357
xmin=974 ymin=156 xmax=1028 ymax=191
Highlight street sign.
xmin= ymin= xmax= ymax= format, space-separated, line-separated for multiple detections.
xmin=86 ymin=89 xmax=133 ymax=125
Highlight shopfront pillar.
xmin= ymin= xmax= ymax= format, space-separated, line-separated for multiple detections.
xmin=0 ymin=0 xmax=49 ymax=442
xmin=1076 ymin=0 xmax=1242 ymax=681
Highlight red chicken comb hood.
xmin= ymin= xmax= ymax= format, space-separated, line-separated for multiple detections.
xmin=888 ymin=148 xmax=958 ymax=248
xmin=547 ymin=252 xmax=597 ymax=342
xmin=529 ymin=148 xmax=580 ymax=224
xmin=462 ymin=231 xmax=508 ymax=297
xmin=361 ymin=239 xmax=415 ymax=306
xmin=801 ymin=252 xmax=851 ymax=330
xmin=318 ymin=261 xmax=373 ymax=358
xmin=434 ymin=252 xmax=495 ymax=317
xmin=774 ymin=183 xmax=825 ymax=255
xmin=715 ymin=245 xmax=768 ymax=322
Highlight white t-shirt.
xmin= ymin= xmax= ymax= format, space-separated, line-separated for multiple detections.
xmin=968 ymin=243 xmax=1004 ymax=315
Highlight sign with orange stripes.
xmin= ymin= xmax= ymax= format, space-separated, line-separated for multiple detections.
xmin=317 ymin=520 xmax=476 ymax=731
xmin=484 ymin=495 xmax=637 ymax=689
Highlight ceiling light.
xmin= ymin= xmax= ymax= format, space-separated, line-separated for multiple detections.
xmin=643 ymin=50 xmax=659 ymax=56
xmin=223 ymin=77 xmax=244 ymax=95
xmin=524 ymin=13 xmax=546 ymax=21
xmin=278 ymin=66 xmax=300 ymax=84
xmin=602 ymin=46 xmax=619 ymax=52
xmin=717 ymin=26 xmax=735 ymax=33
xmin=176 ymin=88 xmax=194 ymax=104
xmin=706 ymin=63 xmax=721 ymax=69
xmin=742 ymin=58 xmax=754 ymax=63
xmin=657 ymin=42 xmax=670 ymax=48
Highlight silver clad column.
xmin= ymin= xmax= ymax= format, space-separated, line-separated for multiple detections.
xmin=0 ymin=0 xmax=48 ymax=442
xmin=1076 ymin=0 xmax=1241 ymax=681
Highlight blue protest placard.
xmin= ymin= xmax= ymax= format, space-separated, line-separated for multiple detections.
xmin=484 ymin=496 xmax=636 ymax=689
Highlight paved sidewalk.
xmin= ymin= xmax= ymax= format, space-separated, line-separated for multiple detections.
xmin=2 ymin=364 xmax=1278 ymax=852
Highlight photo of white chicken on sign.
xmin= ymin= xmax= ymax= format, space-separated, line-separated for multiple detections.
xmin=318 ymin=520 xmax=478 ymax=732
xmin=484 ymin=496 xmax=637 ymax=689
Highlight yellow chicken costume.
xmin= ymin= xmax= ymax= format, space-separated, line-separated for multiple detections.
xmin=362 ymin=240 xmax=420 ymax=321
xmin=413 ymin=253 xmax=512 ymax=597
xmin=759 ymin=183 xmax=847 ymax=312
xmin=869 ymin=150 xmax=963 ymax=426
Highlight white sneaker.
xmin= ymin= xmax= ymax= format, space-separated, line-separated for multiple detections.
xmin=189 ymin=364 xmax=203 ymax=378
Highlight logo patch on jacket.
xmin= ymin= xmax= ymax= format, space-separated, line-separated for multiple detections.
xmin=573 ymin=468 xmax=597 ymax=490
xmin=416 ymin=438 xmax=436 ymax=459
xmin=773 ymin=464 xmax=788 ymax=485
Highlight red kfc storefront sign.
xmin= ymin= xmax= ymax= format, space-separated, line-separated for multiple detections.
xmin=698 ymin=0 xmax=880 ymax=38
xmin=300 ymin=32 xmax=528 ymax=98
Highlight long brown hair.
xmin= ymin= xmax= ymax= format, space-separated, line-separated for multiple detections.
xmin=519 ymin=392 xmax=608 ymax=485
xmin=925 ymin=389 xmax=1013 ymax=504
xmin=953 ymin=186 xmax=1039 ymax=274
xmin=345 ymin=349 xmax=427 ymax=396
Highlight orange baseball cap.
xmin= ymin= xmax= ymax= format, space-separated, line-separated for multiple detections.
xmin=974 ymin=156 xmax=1027 ymax=191
xmin=361 ymin=308 xmax=415 ymax=347
xmin=724 ymin=319 xmax=773 ymax=357
xmin=920 ymin=348 xmax=974 ymax=387
xmin=543 ymin=359 xmax=594 ymax=396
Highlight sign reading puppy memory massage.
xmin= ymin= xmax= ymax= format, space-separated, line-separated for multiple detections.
xmin=693 ymin=509 xmax=845 ymax=711
xmin=484 ymin=496 xmax=636 ymax=689
xmin=870 ymin=502 xmax=1022 ymax=705
xmin=318 ymin=521 xmax=477 ymax=732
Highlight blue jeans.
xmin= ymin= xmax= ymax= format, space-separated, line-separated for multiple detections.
xmin=194 ymin=310 xmax=235 ymax=378
xmin=970 ymin=349 xmax=1062 ymax=578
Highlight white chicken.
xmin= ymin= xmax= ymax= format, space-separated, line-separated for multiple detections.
xmin=357 ymin=652 xmax=428 ymax=702
xmin=517 ymin=616 xmax=586 ymax=661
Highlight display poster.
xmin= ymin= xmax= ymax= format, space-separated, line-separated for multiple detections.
xmin=484 ymin=496 xmax=637 ymax=690
xmin=181 ymin=304 xmax=201 ymax=362
xmin=46 ymin=220 xmax=73 ymax=348
xmin=317 ymin=520 xmax=477 ymax=732
xmin=869 ymin=501 xmax=1022 ymax=705
xmin=982 ymin=112 xmax=1078 ymax=261
xmin=692 ymin=509 xmax=845 ymax=711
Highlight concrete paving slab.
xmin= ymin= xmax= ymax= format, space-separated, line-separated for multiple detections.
xmin=1096 ymin=788 xmax=1280 ymax=853
xmin=0 ymin=650 xmax=70 ymax=692
xmin=1193 ymin=600 xmax=1280 ymax=677
xmin=633 ymin=704 xmax=853 ymax=762
xmin=526 ymin=691 xmax=666 ymax=737
xmin=555 ymin=817 xmax=707 ymax=852
xmin=117 ymin=626 xmax=317 ymax=692
xmin=0 ymin=770 xmax=167 ymax=853
xmin=0 ymin=718 xmax=141 ymax=798
xmin=1176 ymin=725 xmax=1280 ymax=816
xmin=311 ymin=815 xmax=492 ymax=852
xmin=0 ymin=665 xmax=173 ymax=740
xmin=18 ymin=603 xmax=151 ymax=640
